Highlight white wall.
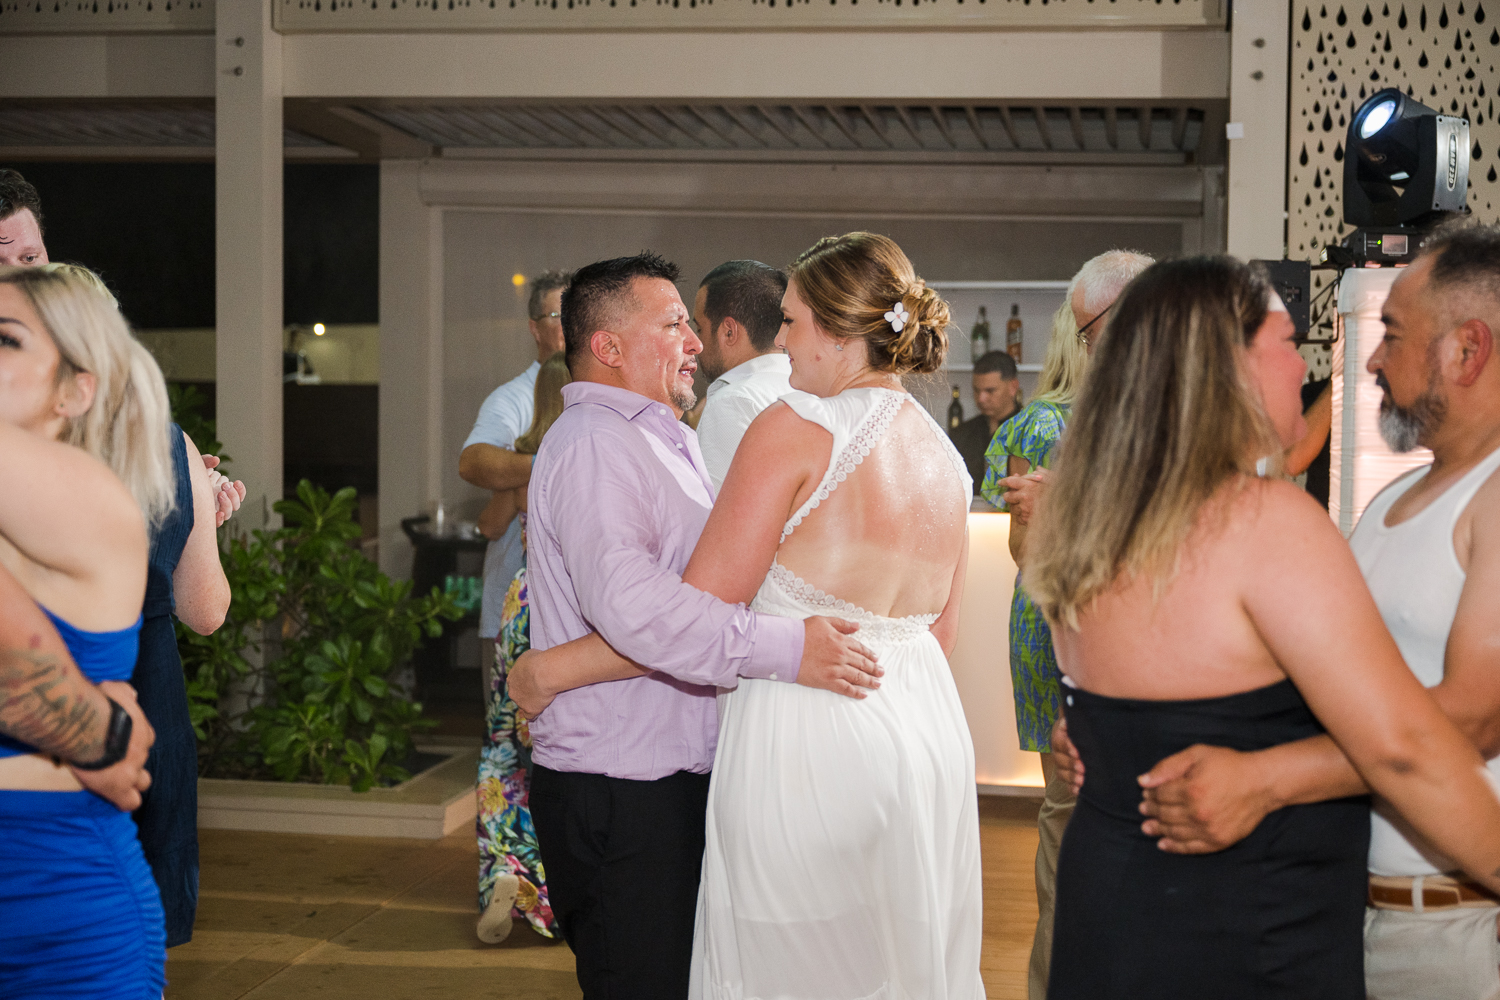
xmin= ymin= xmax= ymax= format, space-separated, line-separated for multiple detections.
xmin=370 ymin=155 xmax=1214 ymax=570
xmin=436 ymin=203 xmax=1187 ymax=524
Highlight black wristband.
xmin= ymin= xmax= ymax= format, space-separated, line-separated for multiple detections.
xmin=72 ymin=696 xmax=133 ymax=771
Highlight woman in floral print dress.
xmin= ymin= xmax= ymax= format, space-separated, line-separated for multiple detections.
xmin=979 ymin=301 xmax=1087 ymax=754
xmin=476 ymin=353 xmax=570 ymax=944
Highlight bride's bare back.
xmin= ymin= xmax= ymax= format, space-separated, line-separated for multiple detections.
xmin=687 ymin=391 xmax=968 ymax=624
xmin=777 ymin=400 xmax=968 ymax=619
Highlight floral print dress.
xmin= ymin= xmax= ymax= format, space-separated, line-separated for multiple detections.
xmin=476 ymin=543 xmax=559 ymax=938
xmin=980 ymin=399 xmax=1071 ymax=753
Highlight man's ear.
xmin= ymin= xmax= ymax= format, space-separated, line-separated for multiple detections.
xmin=55 ymin=370 xmax=97 ymax=420
xmin=719 ymin=317 xmax=743 ymax=349
xmin=1453 ymin=319 xmax=1494 ymax=388
xmin=590 ymin=329 xmax=624 ymax=369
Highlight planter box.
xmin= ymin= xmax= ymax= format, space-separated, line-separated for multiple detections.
xmin=197 ymin=740 xmax=478 ymax=840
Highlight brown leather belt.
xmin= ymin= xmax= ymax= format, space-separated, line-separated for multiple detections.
xmin=1368 ymin=874 xmax=1500 ymax=912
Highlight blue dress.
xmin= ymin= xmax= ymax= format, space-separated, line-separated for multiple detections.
xmin=0 ymin=610 xmax=167 ymax=999
xmin=132 ymin=423 xmax=199 ymax=947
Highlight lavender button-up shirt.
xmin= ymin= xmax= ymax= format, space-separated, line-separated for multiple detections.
xmin=525 ymin=381 xmax=805 ymax=781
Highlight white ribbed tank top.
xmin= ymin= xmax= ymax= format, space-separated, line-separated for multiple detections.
xmin=1349 ymin=443 xmax=1500 ymax=876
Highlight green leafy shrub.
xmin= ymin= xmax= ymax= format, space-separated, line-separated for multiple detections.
xmin=180 ymin=481 xmax=463 ymax=791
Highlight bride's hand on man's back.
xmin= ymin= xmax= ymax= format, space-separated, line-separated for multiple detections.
xmin=798 ymin=618 xmax=882 ymax=699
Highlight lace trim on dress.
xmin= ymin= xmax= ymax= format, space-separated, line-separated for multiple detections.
xmin=780 ymin=389 xmax=907 ymax=544
xmin=767 ymin=561 xmax=939 ymax=644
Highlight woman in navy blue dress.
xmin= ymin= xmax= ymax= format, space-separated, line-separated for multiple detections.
xmin=133 ymin=421 xmax=234 ymax=946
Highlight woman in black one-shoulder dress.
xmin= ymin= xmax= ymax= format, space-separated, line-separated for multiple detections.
xmin=1019 ymin=256 xmax=1500 ymax=999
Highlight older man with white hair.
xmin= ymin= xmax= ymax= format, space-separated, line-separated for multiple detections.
xmin=991 ymin=248 xmax=1154 ymax=1000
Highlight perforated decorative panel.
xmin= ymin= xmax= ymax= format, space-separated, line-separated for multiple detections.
xmin=1289 ymin=2 xmax=1500 ymax=376
xmin=0 ymin=0 xmax=212 ymax=33
xmin=274 ymin=0 xmax=1223 ymax=33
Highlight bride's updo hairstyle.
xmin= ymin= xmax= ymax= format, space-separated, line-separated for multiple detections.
xmin=789 ymin=232 xmax=950 ymax=375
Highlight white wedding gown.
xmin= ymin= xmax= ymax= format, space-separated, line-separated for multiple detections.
xmin=690 ymin=387 xmax=986 ymax=1000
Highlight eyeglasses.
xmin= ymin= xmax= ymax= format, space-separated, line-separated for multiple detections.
xmin=532 ymin=311 xmax=561 ymax=321
xmin=1076 ymin=308 xmax=1107 ymax=347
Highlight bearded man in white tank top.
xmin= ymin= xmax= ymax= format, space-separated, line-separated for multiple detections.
xmin=1047 ymin=222 xmax=1500 ymax=1000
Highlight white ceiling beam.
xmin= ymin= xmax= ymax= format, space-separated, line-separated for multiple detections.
xmin=277 ymin=31 xmax=1228 ymax=103
xmin=417 ymin=158 xmax=1210 ymax=219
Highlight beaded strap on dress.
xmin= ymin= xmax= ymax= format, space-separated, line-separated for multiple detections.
xmin=779 ymin=389 xmax=906 ymax=543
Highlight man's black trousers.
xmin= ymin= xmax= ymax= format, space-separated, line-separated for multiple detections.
xmin=530 ymin=764 xmax=712 ymax=1000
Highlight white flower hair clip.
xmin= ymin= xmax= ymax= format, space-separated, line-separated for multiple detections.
xmin=884 ymin=301 xmax=910 ymax=333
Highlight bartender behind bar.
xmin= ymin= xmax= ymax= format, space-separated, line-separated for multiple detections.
xmin=951 ymin=350 xmax=1022 ymax=495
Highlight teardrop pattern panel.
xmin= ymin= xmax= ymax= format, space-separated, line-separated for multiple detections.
xmin=1290 ymin=2 xmax=1500 ymax=377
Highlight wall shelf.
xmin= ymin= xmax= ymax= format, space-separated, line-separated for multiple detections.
xmin=915 ymin=281 xmax=1072 ymax=425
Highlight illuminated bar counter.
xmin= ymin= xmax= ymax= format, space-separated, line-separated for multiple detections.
xmin=950 ymin=511 xmax=1045 ymax=794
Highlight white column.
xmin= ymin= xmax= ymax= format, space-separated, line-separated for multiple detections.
xmin=215 ymin=0 xmax=283 ymax=523
xmin=378 ymin=161 xmax=443 ymax=580
xmin=1226 ymin=0 xmax=1290 ymax=261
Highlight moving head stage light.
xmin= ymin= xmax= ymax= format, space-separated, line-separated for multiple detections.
xmin=1327 ymin=88 xmax=1470 ymax=267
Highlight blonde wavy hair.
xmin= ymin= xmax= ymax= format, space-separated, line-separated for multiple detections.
xmin=1031 ymin=300 xmax=1089 ymax=407
xmin=514 ymin=352 xmax=572 ymax=456
xmin=788 ymin=232 xmax=950 ymax=375
xmin=1023 ymin=256 xmax=1280 ymax=629
xmin=0 ymin=264 xmax=176 ymax=526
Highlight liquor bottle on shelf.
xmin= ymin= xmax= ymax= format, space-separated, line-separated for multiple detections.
xmin=1005 ymin=304 xmax=1024 ymax=363
xmin=970 ymin=306 xmax=991 ymax=362
xmin=947 ymin=386 xmax=964 ymax=430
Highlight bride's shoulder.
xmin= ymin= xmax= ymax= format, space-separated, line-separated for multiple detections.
xmin=780 ymin=386 xmax=899 ymax=425
xmin=740 ymin=396 xmax=835 ymax=454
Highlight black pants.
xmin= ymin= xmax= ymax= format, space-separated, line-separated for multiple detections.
xmin=530 ymin=764 xmax=711 ymax=1000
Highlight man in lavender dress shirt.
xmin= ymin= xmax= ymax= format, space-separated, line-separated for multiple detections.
xmin=522 ymin=253 xmax=880 ymax=999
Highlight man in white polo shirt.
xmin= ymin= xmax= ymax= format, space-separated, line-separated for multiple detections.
xmin=459 ymin=269 xmax=571 ymax=647
xmin=690 ymin=260 xmax=793 ymax=490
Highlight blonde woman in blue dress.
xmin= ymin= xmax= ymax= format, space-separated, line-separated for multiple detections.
xmin=510 ymin=232 xmax=984 ymax=998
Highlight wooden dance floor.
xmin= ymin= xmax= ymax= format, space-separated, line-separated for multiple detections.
xmin=165 ymin=796 xmax=1042 ymax=999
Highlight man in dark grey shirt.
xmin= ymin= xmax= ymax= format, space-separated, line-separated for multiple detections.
xmin=950 ymin=350 xmax=1021 ymax=494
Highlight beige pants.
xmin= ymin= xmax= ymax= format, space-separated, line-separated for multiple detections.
xmin=1028 ymin=752 xmax=1076 ymax=1000
xmin=1365 ymin=904 xmax=1500 ymax=1000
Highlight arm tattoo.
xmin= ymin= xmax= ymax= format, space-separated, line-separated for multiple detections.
xmin=0 ymin=637 xmax=104 ymax=762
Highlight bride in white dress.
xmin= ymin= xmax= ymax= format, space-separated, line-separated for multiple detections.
xmin=686 ymin=233 xmax=983 ymax=1000
xmin=512 ymin=232 xmax=984 ymax=999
